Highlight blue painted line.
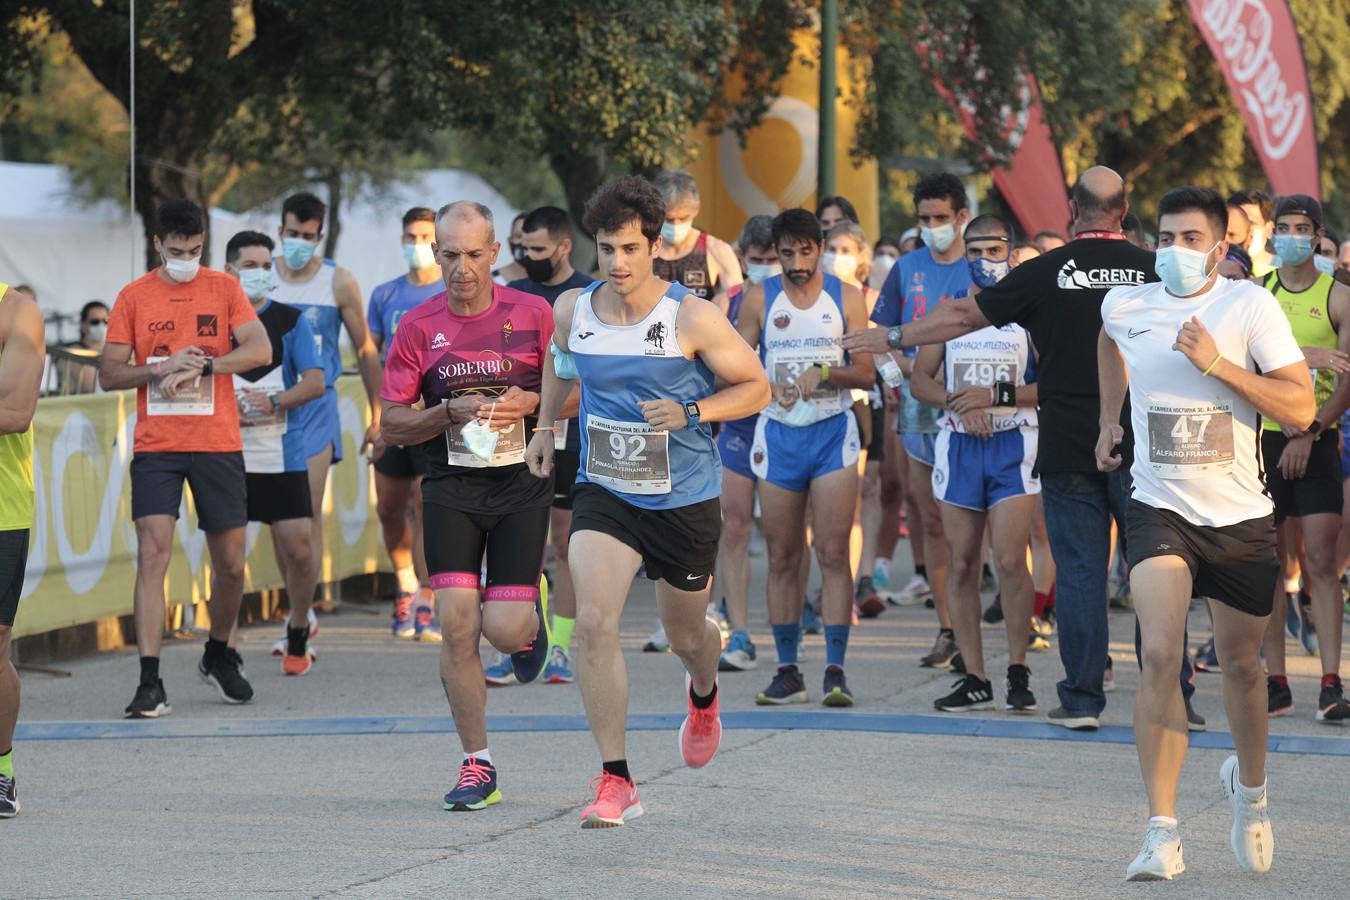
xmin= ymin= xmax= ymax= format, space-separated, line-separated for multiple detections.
xmin=15 ymin=712 xmax=1350 ymax=757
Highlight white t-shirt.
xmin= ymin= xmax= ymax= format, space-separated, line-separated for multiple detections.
xmin=1102 ymin=277 xmax=1305 ymax=527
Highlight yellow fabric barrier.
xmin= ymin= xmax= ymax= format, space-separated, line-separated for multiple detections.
xmin=13 ymin=376 xmax=386 ymax=638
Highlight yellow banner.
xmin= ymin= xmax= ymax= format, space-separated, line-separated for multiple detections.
xmin=14 ymin=377 xmax=385 ymax=638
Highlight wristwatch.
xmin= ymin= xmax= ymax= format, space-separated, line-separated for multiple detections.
xmin=1307 ymin=419 xmax=1323 ymax=436
xmin=202 ymin=358 xmax=214 ymax=377
xmin=886 ymin=325 xmax=904 ymax=350
xmin=683 ymin=400 xmax=702 ymax=429
xmin=268 ymin=392 xmax=282 ymax=414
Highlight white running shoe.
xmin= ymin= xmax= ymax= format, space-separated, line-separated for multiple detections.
xmin=887 ymin=574 xmax=932 ymax=607
xmin=271 ymin=608 xmax=320 ymax=656
xmin=1220 ymin=754 xmax=1273 ymax=874
xmin=643 ymin=624 xmax=670 ymax=653
xmin=1125 ymin=823 xmax=1185 ymax=881
xmin=706 ymin=602 xmax=730 ymax=644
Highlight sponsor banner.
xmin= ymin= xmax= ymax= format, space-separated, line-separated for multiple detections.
xmin=13 ymin=376 xmax=384 ymax=639
xmin=1188 ymin=0 xmax=1320 ymax=200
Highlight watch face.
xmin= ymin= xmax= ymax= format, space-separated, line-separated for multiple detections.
xmin=685 ymin=401 xmax=699 ymax=418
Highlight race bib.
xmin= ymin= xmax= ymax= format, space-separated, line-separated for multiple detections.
xmin=444 ymin=387 xmax=526 ymax=467
xmin=236 ymin=390 xmax=287 ymax=437
xmin=1146 ymin=400 xmax=1234 ymax=479
xmin=950 ymin=354 xmax=1016 ymax=393
xmin=770 ymin=353 xmax=842 ymax=410
xmin=585 ymin=413 xmax=671 ymax=494
xmin=147 ymin=357 xmax=215 ymax=416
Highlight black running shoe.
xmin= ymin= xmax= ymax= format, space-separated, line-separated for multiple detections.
xmin=950 ymin=651 xmax=967 ymax=674
xmin=1005 ymin=663 xmax=1037 ymax=712
xmin=0 ymin=773 xmax=17 ymax=818
xmin=935 ymin=673 xmax=995 ymax=712
xmin=1185 ymin=698 xmax=1206 ymax=732
xmin=982 ymin=593 xmax=1004 ymax=624
xmin=919 ymin=631 xmax=958 ymax=668
xmin=125 ymin=679 xmax=171 ymax=718
xmin=1267 ymin=678 xmax=1294 ymax=718
xmin=511 ymin=591 xmax=551 ymax=684
xmin=821 ymin=666 xmax=854 ymax=707
xmin=199 ymin=648 xmax=254 ymax=704
xmin=755 ymin=665 xmax=809 ymax=705
xmin=1317 ymin=675 xmax=1350 ymax=723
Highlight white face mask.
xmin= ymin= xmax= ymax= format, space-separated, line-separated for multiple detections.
xmin=460 ymin=418 xmax=500 ymax=462
xmin=821 ymin=252 xmax=859 ymax=282
xmin=403 ymin=242 xmax=436 ymax=270
xmin=86 ymin=322 xmax=107 ymax=344
xmin=163 ymin=255 xmax=201 ymax=283
xmin=746 ymin=262 xmax=782 ymax=285
xmin=238 ymin=267 xmax=276 ymax=300
xmin=868 ymin=254 xmax=897 ymax=290
xmin=782 ymin=396 xmax=818 ymax=426
xmin=1314 ymin=254 xmax=1336 ymax=276
xmin=920 ymin=223 xmax=957 ymax=254
xmin=661 ymin=221 xmax=692 ymax=246
xmin=1155 ymin=243 xmax=1218 ymax=297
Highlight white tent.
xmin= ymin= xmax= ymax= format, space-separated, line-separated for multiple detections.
xmin=0 ymin=161 xmax=519 ymax=344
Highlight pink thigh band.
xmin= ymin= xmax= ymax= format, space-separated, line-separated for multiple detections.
xmin=430 ymin=572 xmax=480 ymax=590
xmin=484 ymin=584 xmax=539 ymax=603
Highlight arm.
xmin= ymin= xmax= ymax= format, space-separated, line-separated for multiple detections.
xmin=0 ymin=289 xmax=45 ymax=434
xmin=335 ymin=267 xmax=383 ymax=443
xmin=206 ymin=319 xmax=271 ymax=375
xmin=1312 ymin=283 xmax=1350 ymax=427
xmin=1174 ymin=315 xmax=1314 ymax=429
xmin=908 ymin=342 xmax=947 ymax=408
xmin=524 ymin=290 xmax=583 ymax=477
xmin=282 ymin=368 xmax=325 ymax=409
xmin=841 ymin=296 xmax=990 ymax=354
xmin=707 ymin=236 xmax=744 ymax=315
xmin=1095 ymin=326 xmax=1130 ymax=471
xmin=796 ymin=283 xmax=874 ymax=397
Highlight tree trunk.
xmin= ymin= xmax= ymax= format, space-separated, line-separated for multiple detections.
xmin=135 ymin=148 xmax=213 ymax=274
xmin=548 ymin=148 xmax=607 ymax=276
xmin=323 ymin=172 xmax=343 ymax=261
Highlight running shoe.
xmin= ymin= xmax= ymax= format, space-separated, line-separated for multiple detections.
xmin=1316 ymin=674 xmax=1350 ymax=722
xmin=392 ymin=591 xmax=415 ymax=639
xmin=707 ymin=601 xmax=730 ymax=642
xmin=0 ymin=773 xmax=16 ymax=818
xmin=1027 ymin=633 xmax=1051 ymax=652
xmin=1005 ymin=663 xmax=1037 ymax=712
xmin=887 ymin=574 xmax=931 ymax=607
xmin=982 ymin=594 xmax=1004 ymax=625
xmin=1297 ymin=593 xmax=1318 ymax=656
xmin=1046 ymin=706 xmax=1099 ymax=731
xmin=1219 ymin=754 xmax=1273 ymax=874
xmin=414 ymin=602 xmax=442 ymax=643
xmin=856 ymin=576 xmax=885 ymax=618
xmin=199 ymin=648 xmax=254 ymax=704
xmin=755 ymin=665 xmax=809 ymax=705
xmin=1186 ymin=699 xmax=1206 ymax=732
xmin=443 ymin=757 xmax=501 ymax=811
xmin=510 ymin=591 xmax=551 ymax=684
xmin=643 ymin=624 xmax=671 ymax=653
xmin=1104 ymin=655 xmax=1115 ymax=693
xmin=919 ymin=630 xmax=958 ymax=668
xmin=935 ymin=673 xmax=994 ymax=712
xmin=718 ymin=629 xmax=758 ymax=672
xmin=542 ymin=646 xmax=575 ymax=684
xmin=821 ymin=666 xmax=854 ymax=707
xmin=281 ymin=631 xmax=316 ymax=676
xmin=801 ymin=596 xmax=823 ymax=634
xmin=484 ymin=652 xmax=517 ymax=687
xmin=679 ymin=675 xmax=721 ymax=768
xmin=1267 ymin=677 xmax=1293 ymax=717
xmin=124 ymin=679 xmax=171 ymax=719
xmin=581 ymin=773 xmax=643 ymax=828
xmin=1029 ymin=612 xmax=1052 ymax=637
xmin=271 ymin=608 xmax=321 ymax=655
xmin=1125 ymin=823 xmax=1185 ymax=881
xmin=872 ymin=560 xmax=891 ymax=593
xmin=1193 ymin=638 xmax=1220 ymax=672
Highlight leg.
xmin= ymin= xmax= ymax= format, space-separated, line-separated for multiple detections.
xmin=1299 ymin=513 xmax=1344 ymax=677
xmin=133 ymin=516 xmax=177 ymax=656
xmin=411 ymin=475 xmax=428 ymax=584
xmin=0 ymin=626 xmax=15 ymax=757
xmin=990 ymin=496 xmax=1037 ymax=667
xmin=1030 ymin=495 xmax=1055 ymax=595
xmin=759 ymin=482 xmax=810 ymax=634
xmin=1210 ymin=601 xmax=1269 ymax=788
xmin=374 ymin=469 xmax=417 ymax=592
xmin=717 ymin=470 xmax=755 ymax=632
xmin=810 ymin=464 xmax=862 ymax=627
xmin=940 ymin=502 xmax=988 ymax=677
xmin=306 ymin=445 xmax=333 ymax=597
xmin=270 ymin=518 xmax=317 ymax=631
xmin=203 ymin=528 xmax=247 ymax=642
xmin=571 ymin=530 xmax=643 ymax=762
xmin=909 ymin=455 xmax=949 ymax=627
xmin=437 ymin=587 xmax=489 ymax=753
xmin=1131 ymin=556 xmax=1192 ymax=819
xmin=858 ymin=461 xmax=881 ymax=578
xmin=549 ymin=507 xmax=577 ymax=622
xmin=1262 ymin=520 xmax=1295 ymax=679
xmin=658 ymin=579 xmax=720 ymax=697
xmin=875 ymin=431 xmax=904 ymax=572
xmin=1338 ymin=477 xmax=1350 ymax=575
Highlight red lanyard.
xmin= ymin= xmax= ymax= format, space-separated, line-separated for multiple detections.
xmin=1074 ymin=231 xmax=1126 ymax=241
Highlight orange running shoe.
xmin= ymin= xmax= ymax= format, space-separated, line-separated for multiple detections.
xmin=679 ymin=674 xmax=722 ymax=768
xmin=580 ymin=773 xmax=643 ymax=828
xmin=281 ymin=644 xmax=315 ymax=676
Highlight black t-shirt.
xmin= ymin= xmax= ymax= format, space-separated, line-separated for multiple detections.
xmin=509 ymin=270 xmax=593 ymax=453
xmin=975 ymin=237 xmax=1158 ymax=475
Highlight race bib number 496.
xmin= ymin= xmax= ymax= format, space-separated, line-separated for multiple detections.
xmin=585 ymin=414 xmax=671 ymax=495
xmin=1146 ymin=401 xmax=1235 ymax=479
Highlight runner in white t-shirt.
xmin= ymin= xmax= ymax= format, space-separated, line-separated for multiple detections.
xmin=1096 ymin=187 xmax=1314 ymax=882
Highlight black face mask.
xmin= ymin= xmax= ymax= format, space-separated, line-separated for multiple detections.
xmin=510 ymin=242 xmax=526 ymax=263
xmin=521 ymin=252 xmax=557 ymax=283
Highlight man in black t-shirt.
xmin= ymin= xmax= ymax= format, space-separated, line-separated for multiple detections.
xmin=844 ymin=166 xmax=1198 ymax=731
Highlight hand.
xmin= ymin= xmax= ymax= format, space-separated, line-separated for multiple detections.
xmin=1280 ymin=422 xmax=1305 ymax=439
xmin=159 ymin=368 xmax=200 ymax=400
xmin=162 ymin=346 xmax=206 ymax=375
xmin=1279 ymin=434 xmax=1313 ymax=480
xmin=366 ymin=429 xmax=388 ymax=462
xmin=360 ymin=422 xmax=381 ymax=457
xmin=1302 ymin=346 xmax=1350 ymax=373
xmin=525 ymin=429 xmax=556 ymax=478
xmin=475 ymin=386 xmax=538 ymax=430
xmin=947 ymin=386 xmax=992 ymax=415
xmin=884 ymin=387 xmax=899 ymax=411
xmin=638 ymin=398 xmax=688 ymax=430
xmin=444 ymin=395 xmax=482 ymax=425
xmin=794 ymin=366 xmax=824 ymax=401
xmin=841 ymin=327 xmax=892 ymax=355
xmin=1095 ymin=423 xmax=1124 ymax=472
xmin=959 ymin=409 xmax=992 ymax=439
xmin=772 ymin=382 xmax=800 ymax=408
xmin=1173 ymin=316 xmax=1219 ymax=372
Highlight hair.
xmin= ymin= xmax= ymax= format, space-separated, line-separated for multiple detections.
xmin=1071 ymin=179 xmax=1126 ymax=226
xmin=1157 ymin=186 xmax=1229 ymax=241
xmin=1273 ymin=194 xmax=1324 ymax=231
xmin=583 ymin=176 xmax=666 ymax=242
xmin=79 ymin=300 xmax=108 ymax=322
xmin=1228 ymin=189 xmax=1274 ymax=225
xmin=1223 ymin=244 xmax=1253 ymax=278
xmin=738 ymin=214 xmax=775 ymax=254
xmin=1324 ymin=226 xmax=1341 ymax=249
xmin=1013 ymin=240 xmax=1040 ymax=254
xmin=281 ymin=191 xmax=326 ymax=227
xmin=12 ymin=284 xmax=36 ymax=300
xmin=653 ymin=168 xmax=700 ymax=209
xmin=155 ymin=199 xmax=205 ymax=239
xmin=402 ymin=206 xmax=436 ymax=229
xmin=772 ymin=208 xmax=824 ymax=247
xmin=226 ymin=230 xmax=276 ymax=264
xmin=434 ymin=201 xmax=496 ymax=243
xmin=511 ymin=212 xmax=527 ymax=227
xmin=826 ymin=221 xmax=872 ymax=280
xmin=1122 ymin=211 xmax=1143 ymax=235
xmin=816 ymin=195 xmax=859 ymax=224
xmin=965 ymin=214 xmax=1013 ymax=243
xmin=521 ymin=206 xmax=573 ymax=242
xmin=874 ymin=237 xmax=900 ymax=255
xmin=912 ymin=173 xmax=967 ymax=213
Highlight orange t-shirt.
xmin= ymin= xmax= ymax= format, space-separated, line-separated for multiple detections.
xmin=107 ymin=267 xmax=258 ymax=453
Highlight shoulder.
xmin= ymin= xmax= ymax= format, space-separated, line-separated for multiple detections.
xmin=369 ymin=276 xmax=401 ymax=303
xmin=0 ymin=286 xmax=42 ymax=332
xmin=271 ymin=301 xmax=303 ymax=327
xmin=497 ymin=285 xmax=552 ymax=314
xmin=1101 ymin=282 xmax=1156 ymax=318
xmin=675 ymin=293 xmax=728 ymax=332
xmin=332 ymin=264 xmax=360 ymax=296
xmin=397 ymin=293 xmax=447 ymax=330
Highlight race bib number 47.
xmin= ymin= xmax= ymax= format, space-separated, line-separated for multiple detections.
xmin=1146 ymin=401 xmax=1235 ymax=479
xmin=585 ymin=414 xmax=671 ymax=495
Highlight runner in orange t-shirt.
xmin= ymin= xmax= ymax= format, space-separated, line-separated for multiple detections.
xmin=100 ymin=200 xmax=271 ymax=718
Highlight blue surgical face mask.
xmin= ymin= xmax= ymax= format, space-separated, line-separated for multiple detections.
xmin=661 ymin=221 xmax=692 ymax=246
xmin=238 ymin=267 xmax=275 ymax=300
xmin=1272 ymin=234 xmax=1313 ymax=267
xmin=920 ymin=223 xmax=956 ymax=254
xmin=403 ymin=242 xmax=436 ymax=270
xmin=460 ymin=418 xmax=499 ymax=462
xmin=1314 ymin=254 xmax=1336 ymax=275
xmin=783 ymin=396 xmax=818 ymax=427
xmin=968 ymin=256 xmax=1010 ymax=288
xmin=282 ymin=237 xmax=318 ymax=269
xmin=746 ymin=262 xmax=781 ymax=285
xmin=1155 ymin=243 xmax=1218 ymax=297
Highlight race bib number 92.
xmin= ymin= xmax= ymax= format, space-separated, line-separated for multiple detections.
xmin=585 ymin=414 xmax=671 ymax=495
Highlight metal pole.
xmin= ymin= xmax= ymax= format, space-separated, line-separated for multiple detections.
xmin=817 ymin=0 xmax=838 ymax=201
xmin=129 ymin=0 xmax=136 ymax=277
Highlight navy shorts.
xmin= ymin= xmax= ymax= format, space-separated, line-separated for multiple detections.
xmin=131 ymin=452 xmax=248 ymax=532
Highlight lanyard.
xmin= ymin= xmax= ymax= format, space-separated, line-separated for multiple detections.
xmin=1074 ymin=231 xmax=1126 ymax=241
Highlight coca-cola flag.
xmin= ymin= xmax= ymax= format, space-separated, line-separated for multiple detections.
xmin=1187 ymin=0 xmax=1321 ymax=200
xmin=986 ymin=80 xmax=1071 ymax=238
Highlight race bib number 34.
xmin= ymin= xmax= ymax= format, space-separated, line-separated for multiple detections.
xmin=1146 ymin=401 xmax=1235 ymax=479
xmin=585 ymin=414 xmax=671 ymax=495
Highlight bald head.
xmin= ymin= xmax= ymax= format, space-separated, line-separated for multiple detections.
xmin=1071 ymin=166 xmax=1127 ymax=232
xmin=436 ymin=200 xmax=495 ymax=243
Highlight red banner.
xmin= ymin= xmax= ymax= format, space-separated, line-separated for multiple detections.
xmin=986 ymin=80 xmax=1071 ymax=238
xmin=1187 ymin=0 xmax=1320 ymax=200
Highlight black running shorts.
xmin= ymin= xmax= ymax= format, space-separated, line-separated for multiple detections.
xmin=245 ymin=471 xmax=313 ymax=524
xmin=0 ymin=529 xmax=30 ymax=627
xmin=422 ymin=501 xmax=549 ymax=600
xmin=373 ymin=442 xmax=427 ymax=479
xmin=551 ymin=448 xmax=581 ymax=511
xmin=130 ymin=451 xmax=248 ymax=532
xmin=569 ymin=483 xmax=721 ymax=592
xmin=1261 ymin=429 xmax=1343 ymax=524
xmin=1124 ymin=500 xmax=1278 ymax=617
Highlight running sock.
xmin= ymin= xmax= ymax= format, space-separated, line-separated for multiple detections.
xmin=1270 ymin=674 xmax=1289 ymax=689
xmin=1237 ymin=779 xmax=1266 ymax=801
xmin=771 ymin=623 xmax=800 ymax=666
xmin=204 ymin=637 xmax=229 ymax=662
xmin=939 ymin=627 xmax=954 ymax=638
xmin=464 ymin=749 xmax=493 ymax=765
xmin=824 ymin=624 xmax=850 ymax=669
xmin=1322 ymin=673 xmax=1342 ymax=689
xmin=139 ymin=655 xmax=160 ymax=685
xmin=1033 ymin=591 xmax=1051 ymax=619
xmin=396 ymin=566 xmax=419 ymax=595
xmin=690 ymin=681 xmax=717 ymax=709
xmin=914 ymin=564 xmax=928 ymax=582
xmin=1149 ymin=815 xmax=1178 ymax=831
xmin=0 ymin=749 xmax=12 ymax=778
xmin=551 ymin=614 xmax=575 ymax=652
xmin=602 ymin=759 xmax=631 ymax=783
xmin=286 ymin=625 xmax=308 ymax=657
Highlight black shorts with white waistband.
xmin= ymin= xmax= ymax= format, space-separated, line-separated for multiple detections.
xmin=570 ymin=483 xmax=721 ymax=592
xmin=1261 ymin=429 xmax=1343 ymax=524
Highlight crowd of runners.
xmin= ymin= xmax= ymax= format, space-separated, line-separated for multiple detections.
xmin=2 ymin=162 xmax=1349 ymax=881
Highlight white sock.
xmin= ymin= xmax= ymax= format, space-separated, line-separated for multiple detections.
xmin=1149 ymin=815 xmax=1179 ymax=831
xmin=464 ymin=749 xmax=492 ymax=765
xmin=874 ymin=558 xmax=891 ymax=580
xmin=1237 ymin=779 xmax=1266 ymax=802
xmin=1284 ymin=577 xmax=1301 ymax=594
xmin=396 ymin=567 xmax=419 ymax=595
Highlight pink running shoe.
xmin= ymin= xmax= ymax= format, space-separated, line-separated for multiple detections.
xmin=580 ymin=773 xmax=643 ymax=828
xmin=679 ymin=674 xmax=722 ymax=768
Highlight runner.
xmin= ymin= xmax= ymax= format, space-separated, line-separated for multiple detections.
xmin=816 ymin=195 xmax=859 ymax=231
xmin=271 ymin=192 xmax=383 ymax=618
xmin=1097 ymin=186 xmax=1312 ymax=880
xmin=652 ymin=169 xmax=744 ymax=312
xmin=368 ymin=207 xmax=444 ymax=641
xmin=100 ymin=200 xmax=272 ymax=716
xmin=506 ymin=205 xmax=592 ymax=685
xmin=740 ymin=209 xmax=874 ymax=706
xmin=1257 ymin=195 xmax=1350 ymax=723
xmin=491 ymin=212 xmax=528 ymax=285
xmin=524 ymin=175 xmax=769 ymax=827
xmin=1228 ymin=189 xmax=1277 ymax=278
xmin=0 ymin=281 xmax=44 ymax=817
xmin=909 ymin=215 xmax=1039 ymax=713
xmin=224 ymin=231 xmax=326 ymax=675
xmin=380 ymin=201 xmax=556 ymax=812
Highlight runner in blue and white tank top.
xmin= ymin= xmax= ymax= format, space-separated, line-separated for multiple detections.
xmin=524 ymin=176 xmax=769 ymax=826
xmin=734 ymin=209 xmax=875 ymax=710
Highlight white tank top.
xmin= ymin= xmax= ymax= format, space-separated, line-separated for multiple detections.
xmin=940 ymin=324 xmax=1037 ymax=433
xmin=760 ymin=274 xmax=847 ymax=426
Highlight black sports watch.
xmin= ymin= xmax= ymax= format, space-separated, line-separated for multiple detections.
xmin=201 ymin=357 xmax=214 ymax=377
xmin=684 ymin=400 xmax=702 ymax=429
xmin=1307 ymin=419 xmax=1323 ymax=437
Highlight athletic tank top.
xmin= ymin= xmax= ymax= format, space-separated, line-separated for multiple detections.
xmin=0 ymin=283 xmax=35 ymax=530
xmin=940 ymin=324 xmax=1038 ymax=433
xmin=759 ymin=274 xmax=848 ymax=426
xmin=653 ymin=232 xmax=715 ymax=301
xmin=271 ymin=260 xmax=341 ymax=388
xmin=1262 ymin=271 xmax=1336 ymax=432
xmin=569 ymin=281 xmax=721 ymax=509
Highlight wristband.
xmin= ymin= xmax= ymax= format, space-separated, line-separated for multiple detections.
xmin=993 ymin=381 xmax=1016 ymax=407
xmin=155 ymin=360 xmax=165 ymax=378
xmin=1201 ymin=354 xmax=1222 ymax=376
xmin=817 ymin=363 xmax=830 ymax=384
xmin=886 ymin=325 xmax=904 ymax=350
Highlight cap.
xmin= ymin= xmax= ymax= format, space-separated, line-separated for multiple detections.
xmin=1274 ymin=194 xmax=1323 ymax=230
